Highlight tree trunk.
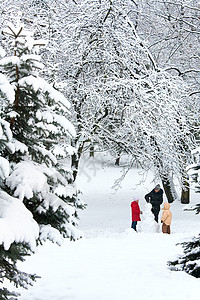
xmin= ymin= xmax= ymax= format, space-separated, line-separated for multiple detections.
xmin=181 ymin=176 xmax=190 ymax=204
xmin=161 ymin=178 xmax=175 ymax=203
xmin=115 ymin=156 xmax=120 ymax=166
xmin=71 ymin=152 xmax=79 ymax=182
xmin=71 ymin=143 xmax=84 ymax=182
xmin=89 ymin=145 xmax=94 ymax=157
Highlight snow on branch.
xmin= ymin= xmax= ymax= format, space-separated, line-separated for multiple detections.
xmin=0 ymin=55 xmax=44 ymax=72
xmin=36 ymin=109 xmax=76 ymax=137
xmin=0 ymin=157 xmax=9 ymax=179
xmin=3 ymin=22 xmax=47 ymax=49
xmin=0 ymin=119 xmax=13 ymax=142
xmin=21 ymin=54 xmax=44 ymax=70
xmin=164 ymin=67 xmax=200 ymax=76
xmin=54 ymin=114 xmax=76 ymax=137
xmin=0 ymin=119 xmax=15 ymax=154
xmin=0 ymin=73 xmax=15 ymax=103
xmin=0 ymin=119 xmax=14 ymax=180
xmin=34 ymin=146 xmax=57 ymax=165
xmin=39 ymin=225 xmax=64 ymax=245
xmin=0 ymin=47 xmax=5 ymax=58
xmin=0 ymin=191 xmax=39 ymax=251
xmin=52 ymin=145 xmax=76 ymax=157
xmin=6 ymin=161 xmax=49 ymax=201
xmin=6 ymin=161 xmax=77 ymax=216
xmin=0 ymin=56 xmax=20 ymax=67
xmin=39 ymin=192 xmax=76 ymax=216
xmin=18 ymin=75 xmax=71 ymax=109
xmin=64 ymin=223 xmax=83 ymax=241
xmin=39 ymin=222 xmax=82 ymax=244
xmin=12 ymin=139 xmax=28 ymax=154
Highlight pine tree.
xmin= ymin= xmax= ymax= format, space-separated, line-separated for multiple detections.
xmin=168 ymin=235 xmax=200 ymax=278
xmin=1 ymin=21 xmax=84 ymax=241
xmin=0 ymin=243 xmax=39 ymax=300
xmin=168 ymin=147 xmax=200 ymax=278
xmin=0 ymin=21 xmax=84 ymax=298
xmin=0 ymin=63 xmax=39 ymax=299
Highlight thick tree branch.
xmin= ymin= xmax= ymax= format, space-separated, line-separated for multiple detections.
xmin=164 ymin=67 xmax=200 ymax=76
xmin=189 ymin=91 xmax=200 ymax=96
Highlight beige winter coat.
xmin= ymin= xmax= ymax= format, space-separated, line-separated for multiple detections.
xmin=161 ymin=203 xmax=172 ymax=225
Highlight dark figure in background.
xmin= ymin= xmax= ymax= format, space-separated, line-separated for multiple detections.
xmin=145 ymin=184 xmax=163 ymax=222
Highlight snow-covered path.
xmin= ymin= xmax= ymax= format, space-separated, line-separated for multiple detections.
xmin=16 ymin=157 xmax=200 ymax=299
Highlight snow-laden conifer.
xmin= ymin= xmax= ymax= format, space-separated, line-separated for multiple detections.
xmin=0 ymin=69 xmax=40 ymax=299
xmin=169 ymin=147 xmax=200 ymax=278
xmin=0 ymin=22 xmax=84 ymax=243
xmin=0 ymin=21 xmax=84 ymax=299
xmin=169 ymin=234 xmax=200 ymax=278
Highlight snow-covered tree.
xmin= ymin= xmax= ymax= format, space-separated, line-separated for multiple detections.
xmin=0 ymin=190 xmax=39 ymax=299
xmin=0 ymin=21 xmax=84 ymax=298
xmin=0 ymin=21 xmax=84 ymax=241
xmin=0 ymin=1 xmax=197 ymax=203
xmin=168 ymin=146 xmax=200 ymax=278
xmin=135 ymin=1 xmax=200 ymax=78
xmin=169 ymin=234 xmax=200 ymax=278
xmin=0 ymin=51 xmax=40 ymax=299
xmin=45 ymin=0 xmax=197 ymax=199
xmin=123 ymin=69 xmax=197 ymax=202
xmin=187 ymin=147 xmax=200 ymax=193
xmin=42 ymin=0 xmax=164 ymax=181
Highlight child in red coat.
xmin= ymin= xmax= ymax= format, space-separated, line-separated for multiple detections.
xmin=131 ymin=197 xmax=142 ymax=231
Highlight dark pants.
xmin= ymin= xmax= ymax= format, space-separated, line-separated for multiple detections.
xmin=131 ymin=221 xmax=137 ymax=231
xmin=162 ymin=223 xmax=170 ymax=234
xmin=151 ymin=206 xmax=160 ymax=223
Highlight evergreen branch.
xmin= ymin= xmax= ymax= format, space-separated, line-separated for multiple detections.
xmin=7 ymin=26 xmax=23 ymax=38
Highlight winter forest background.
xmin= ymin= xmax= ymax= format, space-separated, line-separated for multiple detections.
xmin=0 ymin=0 xmax=200 ymax=299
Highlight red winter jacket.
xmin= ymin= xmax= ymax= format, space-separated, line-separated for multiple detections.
xmin=131 ymin=201 xmax=141 ymax=221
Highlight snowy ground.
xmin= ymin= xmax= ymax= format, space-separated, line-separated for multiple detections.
xmin=11 ymin=155 xmax=200 ymax=299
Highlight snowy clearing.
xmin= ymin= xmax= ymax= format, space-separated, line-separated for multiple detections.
xmin=12 ymin=156 xmax=200 ymax=299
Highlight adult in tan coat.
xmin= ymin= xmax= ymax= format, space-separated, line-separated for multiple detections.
xmin=161 ymin=202 xmax=172 ymax=234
